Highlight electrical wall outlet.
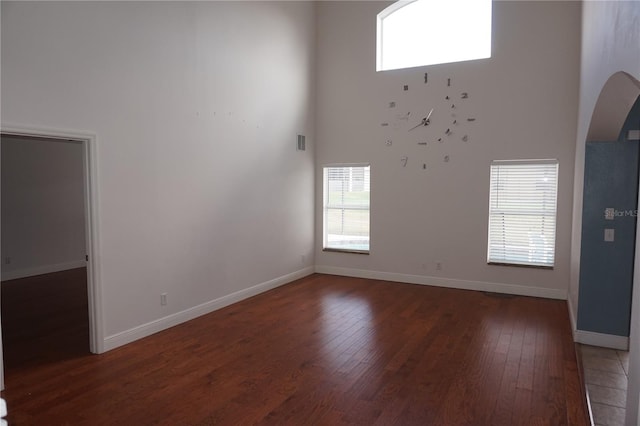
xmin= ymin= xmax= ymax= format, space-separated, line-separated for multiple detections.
xmin=4 ymin=257 xmax=11 ymax=265
xmin=160 ymin=293 xmax=167 ymax=306
xmin=436 ymin=262 xmax=443 ymax=271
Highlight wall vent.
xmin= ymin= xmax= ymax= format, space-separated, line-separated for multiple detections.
xmin=297 ymin=134 xmax=306 ymax=151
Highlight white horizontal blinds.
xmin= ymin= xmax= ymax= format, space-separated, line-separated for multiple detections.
xmin=488 ymin=160 xmax=559 ymax=267
xmin=324 ymin=165 xmax=370 ymax=252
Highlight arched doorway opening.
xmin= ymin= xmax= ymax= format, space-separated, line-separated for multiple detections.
xmin=577 ymin=70 xmax=640 ymax=424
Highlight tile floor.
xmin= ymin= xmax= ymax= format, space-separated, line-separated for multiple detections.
xmin=580 ymin=344 xmax=629 ymax=426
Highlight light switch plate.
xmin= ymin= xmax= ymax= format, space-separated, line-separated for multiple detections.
xmin=604 ymin=228 xmax=615 ymax=242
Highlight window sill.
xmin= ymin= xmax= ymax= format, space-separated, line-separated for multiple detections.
xmin=488 ymin=262 xmax=553 ymax=270
xmin=323 ymin=248 xmax=370 ymax=255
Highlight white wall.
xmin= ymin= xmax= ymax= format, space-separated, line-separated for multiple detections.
xmin=1 ymin=136 xmax=86 ymax=280
xmin=1 ymin=1 xmax=316 ymax=347
xmin=315 ymin=1 xmax=580 ymax=298
xmin=564 ymin=1 xmax=640 ymax=423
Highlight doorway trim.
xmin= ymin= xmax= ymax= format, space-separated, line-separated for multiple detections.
xmin=0 ymin=125 xmax=104 ymax=365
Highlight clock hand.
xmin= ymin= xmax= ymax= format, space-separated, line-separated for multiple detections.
xmin=409 ymin=121 xmax=425 ymax=131
xmin=409 ymin=108 xmax=434 ymax=131
xmin=425 ymin=108 xmax=434 ymax=122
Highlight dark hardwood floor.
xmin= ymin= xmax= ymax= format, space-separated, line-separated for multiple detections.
xmin=1 ymin=268 xmax=90 ymax=371
xmin=1 ymin=273 xmax=588 ymax=425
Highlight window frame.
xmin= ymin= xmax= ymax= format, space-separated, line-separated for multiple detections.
xmin=376 ymin=0 xmax=493 ymax=72
xmin=322 ymin=164 xmax=371 ymax=255
xmin=486 ymin=159 xmax=559 ymax=269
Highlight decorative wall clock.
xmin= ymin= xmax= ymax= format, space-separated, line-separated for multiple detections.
xmin=382 ymin=74 xmax=478 ymax=170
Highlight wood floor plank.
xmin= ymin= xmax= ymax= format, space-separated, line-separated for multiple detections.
xmin=2 ymin=273 xmax=588 ymax=425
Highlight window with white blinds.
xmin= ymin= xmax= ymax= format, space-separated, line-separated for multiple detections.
xmin=487 ymin=160 xmax=559 ymax=268
xmin=323 ymin=165 xmax=370 ymax=254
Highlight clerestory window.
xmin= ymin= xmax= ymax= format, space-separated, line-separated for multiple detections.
xmin=376 ymin=0 xmax=492 ymax=72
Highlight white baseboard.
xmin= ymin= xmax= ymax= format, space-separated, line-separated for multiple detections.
xmin=568 ymin=294 xmax=629 ymax=350
xmin=1 ymin=260 xmax=86 ymax=281
xmin=103 ymin=266 xmax=315 ymax=352
xmin=574 ymin=329 xmax=629 ymax=350
xmin=314 ymin=265 xmax=568 ymax=300
xmin=568 ymin=296 xmax=578 ymax=340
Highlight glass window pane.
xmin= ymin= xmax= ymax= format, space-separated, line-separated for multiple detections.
xmin=323 ymin=165 xmax=370 ymax=253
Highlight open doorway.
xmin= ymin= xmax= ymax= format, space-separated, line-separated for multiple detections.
xmin=1 ymin=134 xmax=87 ymax=376
xmin=577 ymin=93 xmax=640 ymax=348
xmin=0 ymin=127 xmax=102 ymax=391
xmin=574 ymin=71 xmax=640 ymax=424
